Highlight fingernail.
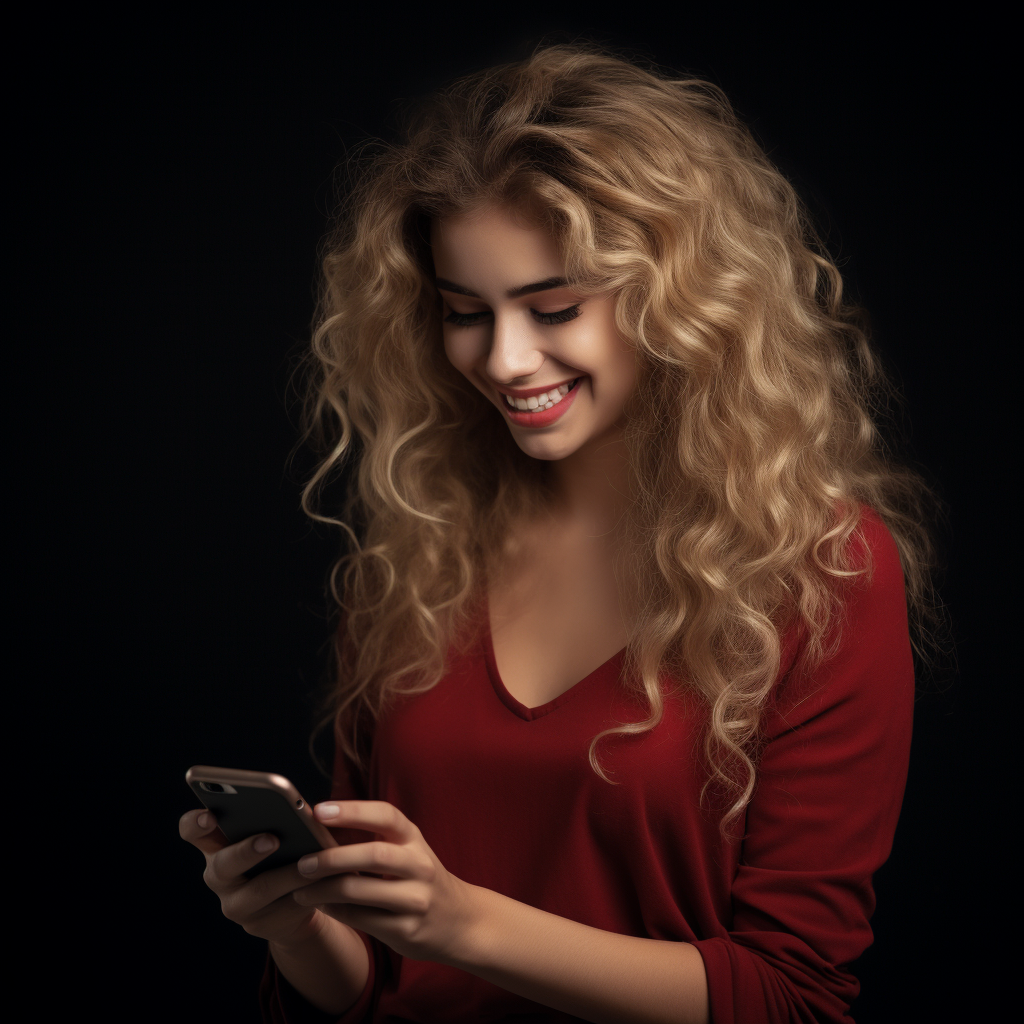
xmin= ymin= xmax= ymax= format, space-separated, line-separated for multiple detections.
xmin=298 ymin=855 xmax=318 ymax=874
xmin=197 ymin=812 xmax=211 ymax=830
xmin=318 ymin=803 xmax=340 ymax=819
xmin=254 ymin=835 xmax=277 ymax=853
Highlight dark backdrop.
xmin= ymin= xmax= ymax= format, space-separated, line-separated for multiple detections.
xmin=61 ymin=10 xmax=1007 ymax=1023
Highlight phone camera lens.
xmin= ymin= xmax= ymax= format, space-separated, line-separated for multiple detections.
xmin=296 ymin=799 xmax=304 ymax=808
xmin=203 ymin=782 xmax=225 ymax=793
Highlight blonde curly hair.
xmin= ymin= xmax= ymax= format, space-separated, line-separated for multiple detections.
xmin=301 ymin=41 xmax=942 ymax=835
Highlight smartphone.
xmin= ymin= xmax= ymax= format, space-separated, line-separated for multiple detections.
xmin=185 ymin=765 xmax=339 ymax=878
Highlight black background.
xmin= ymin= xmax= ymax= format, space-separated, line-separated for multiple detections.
xmin=56 ymin=9 xmax=1008 ymax=1023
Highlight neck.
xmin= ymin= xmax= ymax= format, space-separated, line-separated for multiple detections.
xmin=547 ymin=430 xmax=633 ymax=539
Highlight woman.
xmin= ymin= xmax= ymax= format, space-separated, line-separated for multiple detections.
xmin=181 ymin=42 xmax=939 ymax=1023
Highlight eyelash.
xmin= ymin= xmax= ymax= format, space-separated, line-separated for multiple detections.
xmin=443 ymin=305 xmax=582 ymax=328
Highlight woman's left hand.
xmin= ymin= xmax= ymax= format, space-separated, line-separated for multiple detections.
xmin=291 ymin=800 xmax=480 ymax=965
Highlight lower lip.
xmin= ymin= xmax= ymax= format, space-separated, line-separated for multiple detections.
xmin=502 ymin=379 xmax=582 ymax=428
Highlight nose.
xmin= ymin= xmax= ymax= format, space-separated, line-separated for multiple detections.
xmin=485 ymin=311 xmax=545 ymax=384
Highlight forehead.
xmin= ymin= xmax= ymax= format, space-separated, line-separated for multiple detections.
xmin=430 ymin=205 xmax=563 ymax=275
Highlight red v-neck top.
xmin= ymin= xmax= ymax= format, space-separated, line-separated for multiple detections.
xmin=261 ymin=509 xmax=914 ymax=1023
xmin=481 ymin=607 xmax=626 ymax=721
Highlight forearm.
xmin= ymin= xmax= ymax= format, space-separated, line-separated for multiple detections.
xmin=446 ymin=883 xmax=709 ymax=1024
xmin=268 ymin=913 xmax=370 ymax=1015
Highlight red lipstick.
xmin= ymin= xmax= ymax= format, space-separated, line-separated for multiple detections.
xmin=502 ymin=378 xmax=582 ymax=428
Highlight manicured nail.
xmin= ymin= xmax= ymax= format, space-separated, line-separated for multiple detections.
xmin=254 ymin=835 xmax=277 ymax=853
xmin=318 ymin=803 xmax=340 ymax=819
xmin=298 ymin=855 xmax=318 ymax=874
xmin=197 ymin=812 xmax=211 ymax=830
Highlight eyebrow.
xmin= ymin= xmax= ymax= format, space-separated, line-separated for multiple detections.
xmin=434 ymin=276 xmax=569 ymax=299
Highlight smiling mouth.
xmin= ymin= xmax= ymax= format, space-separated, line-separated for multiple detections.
xmin=502 ymin=379 xmax=580 ymax=412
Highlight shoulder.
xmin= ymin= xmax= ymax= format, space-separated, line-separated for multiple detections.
xmin=769 ymin=505 xmax=913 ymax=729
xmin=849 ymin=504 xmax=904 ymax=582
xmin=842 ymin=504 xmax=909 ymax=629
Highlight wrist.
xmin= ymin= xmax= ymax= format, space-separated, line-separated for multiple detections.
xmin=270 ymin=909 xmax=335 ymax=953
xmin=439 ymin=881 xmax=498 ymax=970
xmin=268 ymin=911 xmax=370 ymax=1016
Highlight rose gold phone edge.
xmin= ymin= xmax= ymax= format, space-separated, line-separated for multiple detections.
xmin=185 ymin=765 xmax=339 ymax=849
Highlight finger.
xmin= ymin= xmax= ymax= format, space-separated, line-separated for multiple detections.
xmin=179 ymin=808 xmax=231 ymax=854
xmin=220 ymin=863 xmax=323 ymax=924
xmin=293 ymin=873 xmax=424 ymax=915
xmin=294 ymin=839 xmax=420 ymax=883
xmin=317 ymin=900 xmax=395 ymax=936
xmin=206 ymin=832 xmax=286 ymax=890
xmin=313 ymin=800 xmax=418 ymax=844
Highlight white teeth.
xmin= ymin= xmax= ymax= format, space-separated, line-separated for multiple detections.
xmin=504 ymin=381 xmax=574 ymax=412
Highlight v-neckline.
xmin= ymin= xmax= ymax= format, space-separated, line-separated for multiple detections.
xmin=482 ymin=591 xmax=626 ymax=722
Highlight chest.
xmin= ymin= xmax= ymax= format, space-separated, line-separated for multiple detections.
xmin=487 ymin=531 xmax=628 ymax=709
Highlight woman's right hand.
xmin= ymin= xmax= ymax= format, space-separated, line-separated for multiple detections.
xmin=179 ymin=807 xmax=328 ymax=947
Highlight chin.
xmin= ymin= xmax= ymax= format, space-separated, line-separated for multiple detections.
xmin=513 ymin=436 xmax=578 ymax=462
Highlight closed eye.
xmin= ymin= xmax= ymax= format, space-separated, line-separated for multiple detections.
xmin=443 ymin=305 xmax=582 ymax=327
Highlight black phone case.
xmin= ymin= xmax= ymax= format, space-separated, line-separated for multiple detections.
xmin=188 ymin=781 xmax=325 ymax=878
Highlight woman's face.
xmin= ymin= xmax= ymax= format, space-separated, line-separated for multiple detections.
xmin=431 ymin=205 xmax=637 ymax=464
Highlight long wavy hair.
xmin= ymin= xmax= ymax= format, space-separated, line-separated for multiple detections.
xmin=301 ymin=41 xmax=943 ymax=835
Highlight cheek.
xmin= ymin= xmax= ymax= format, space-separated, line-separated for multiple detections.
xmin=590 ymin=329 xmax=637 ymax=405
xmin=617 ymin=346 xmax=639 ymax=400
xmin=443 ymin=332 xmax=473 ymax=375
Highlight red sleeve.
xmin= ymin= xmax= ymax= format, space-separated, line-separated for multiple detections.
xmin=693 ymin=510 xmax=915 ymax=1023
xmin=259 ymin=711 xmax=380 ymax=1023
